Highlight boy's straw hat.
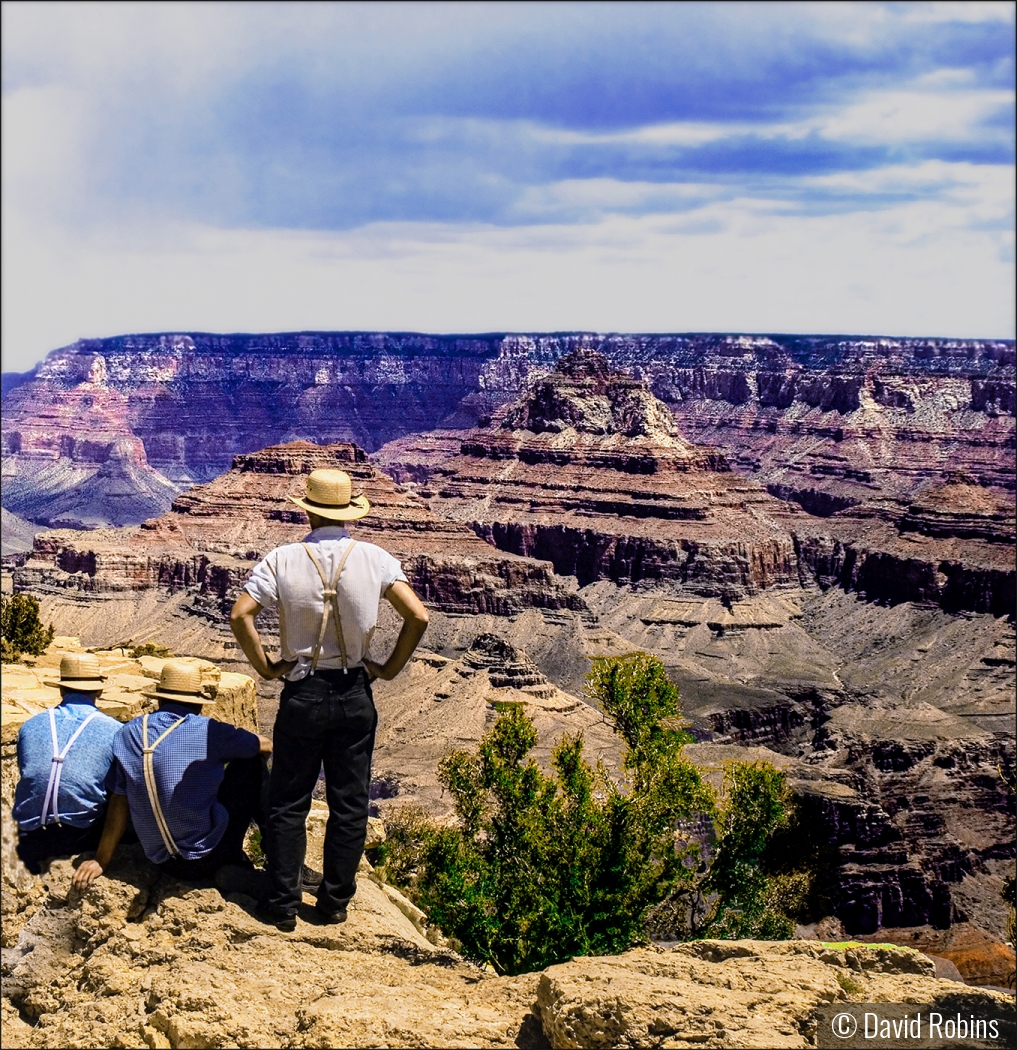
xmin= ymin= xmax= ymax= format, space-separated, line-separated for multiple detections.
xmin=288 ymin=468 xmax=370 ymax=522
xmin=143 ymin=659 xmax=206 ymax=704
xmin=44 ymin=653 xmax=106 ymax=692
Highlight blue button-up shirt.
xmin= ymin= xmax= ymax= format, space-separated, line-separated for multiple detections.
xmin=14 ymin=693 xmax=121 ymax=830
xmin=110 ymin=702 xmax=260 ymax=864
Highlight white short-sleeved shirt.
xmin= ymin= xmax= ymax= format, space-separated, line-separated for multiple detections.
xmin=245 ymin=526 xmax=407 ymax=680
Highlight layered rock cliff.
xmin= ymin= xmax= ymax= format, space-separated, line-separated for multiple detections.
xmin=406 ymin=350 xmax=804 ymax=599
xmin=4 ymin=330 xmax=1012 ymax=531
xmin=2 ymin=332 xmax=531 ymax=528
xmin=379 ymin=351 xmax=1015 ymax=616
xmin=11 ymin=441 xmax=582 ymax=656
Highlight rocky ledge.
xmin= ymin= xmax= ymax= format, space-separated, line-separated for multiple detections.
xmin=3 ymin=845 xmax=1011 ymax=1050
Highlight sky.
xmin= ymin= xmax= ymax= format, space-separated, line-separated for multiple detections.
xmin=2 ymin=1 xmax=1014 ymax=373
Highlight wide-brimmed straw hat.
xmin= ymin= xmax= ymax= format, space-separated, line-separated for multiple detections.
xmin=44 ymin=653 xmax=106 ymax=692
xmin=288 ymin=468 xmax=371 ymax=522
xmin=143 ymin=660 xmax=206 ymax=704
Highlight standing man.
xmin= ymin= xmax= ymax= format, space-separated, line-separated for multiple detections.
xmin=14 ymin=654 xmax=124 ymax=874
xmin=230 ymin=467 xmax=429 ymax=931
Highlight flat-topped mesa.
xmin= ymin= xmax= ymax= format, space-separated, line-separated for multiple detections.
xmin=15 ymin=442 xmax=584 ymax=638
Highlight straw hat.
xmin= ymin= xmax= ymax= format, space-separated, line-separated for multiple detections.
xmin=143 ymin=659 xmax=206 ymax=704
xmin=44 ymin=653 xmax=106 ymax=692
xmin=288 ymin=468 xmax=370 ymax=522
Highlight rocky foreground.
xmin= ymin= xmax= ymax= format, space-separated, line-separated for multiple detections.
xmin=2 ymin=644 xmax=1014 ymax=1047
xmin=5 ymin=857 xmax=1014 ymax=1050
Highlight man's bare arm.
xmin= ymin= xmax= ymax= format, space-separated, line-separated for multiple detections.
xmin=363 ymin=580 xmax=429 ymax=682
xmin=229 ymin=592 xmax=296 ymax=680
xmin=72 ymin=792 xmax=130 ymax=890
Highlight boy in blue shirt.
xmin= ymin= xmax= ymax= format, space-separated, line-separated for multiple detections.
xmin=14 ymin=653 xmax=123 ymax=874
xmin=73 ymin=659 xmax=272 ymax=891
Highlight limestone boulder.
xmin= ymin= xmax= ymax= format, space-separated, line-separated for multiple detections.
xmin=536 ymin=941 xmax=1013 ymax=1049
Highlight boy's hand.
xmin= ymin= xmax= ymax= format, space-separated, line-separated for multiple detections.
xmin=72 ymin=858 xmax=103 ymax=890
xmin=362 ymin=658 xmax=385 ymax=682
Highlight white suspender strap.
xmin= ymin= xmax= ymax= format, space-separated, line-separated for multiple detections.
xmin=41 ymin=708 xmax=101 ymax=827
xmin=142 ymin=713 xmax=186 ymax=858
xmin=302 ymin=540 xmax=358 ymax=671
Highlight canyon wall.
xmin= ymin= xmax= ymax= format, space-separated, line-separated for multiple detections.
xmin=3 ymin=330 xmax=1012 ymax=529
xmin=378 ymin=350 xmax=1014 ymax=616
xmin=12 ymin=440 xmax=582 ymax=627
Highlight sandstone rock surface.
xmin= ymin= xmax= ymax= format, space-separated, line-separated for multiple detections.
xmin=535 ymin=941 xmax=1012 ymax=1049
xmin=4 ymin=846 xmax=1009 ymax=1050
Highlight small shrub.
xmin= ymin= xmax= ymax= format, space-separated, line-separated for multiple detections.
xmin=371 ymin=805 xmax=438 ymax=887
xmin=836 ymin=971 xmax=865 ymax=997
xmin=130 ymin=642 xmax=174 ymax=658
xmin=406 ymin=652 xmax=810 ymax=975
xmin=1 ymin=592 xmax=54 ymax=663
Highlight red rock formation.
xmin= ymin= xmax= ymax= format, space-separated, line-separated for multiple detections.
xmin=379 ymin=353 xmax=1015 ymax=616
xmin=2 ymin=357 xmax=178 ymax=527
xmin=6 ymin=330 xmax=1012 ymax=533
xmin=409 ymin=350 xmax=804 ymax=599
xmin=15 ymin=441 xmax=582 ymax=619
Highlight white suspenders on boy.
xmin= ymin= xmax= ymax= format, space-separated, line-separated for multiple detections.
xmin=301 ymin=540 xmax=358 ymax=673
xmin=40 ymin=707 xmax=100 ymax=826
xmin=141 ymin=712 xmax=187 ymax=857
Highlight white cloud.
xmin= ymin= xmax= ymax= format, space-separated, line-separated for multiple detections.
xmin=812 ymin=87 xmax=1013 ymax=144
xmin=1 ymin=1 xmax=1012 ymax=371
xmin=451 ymin=80 xmax=1014 ymax=155
xmin=3 ymin=184 xmax=1012 ymax=374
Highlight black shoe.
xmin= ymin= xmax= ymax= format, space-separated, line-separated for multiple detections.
xmin=255 ymin=902 xmax=297 ymax=932
xmin=302 ymin=865 xmax=323 ymax=888
xmin=313 ymin=904 xmax=347 ymax=925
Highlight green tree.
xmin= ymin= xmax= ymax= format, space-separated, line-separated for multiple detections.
xmin=1 ymin=592 xmax=54 ymax=663
xmin=704 ymin=761 xmax=802 ymax=939
xmin=417 ymin=702 xmax=713 ymax=975
xmin=402 ymin=652 xmax=807 ymax=975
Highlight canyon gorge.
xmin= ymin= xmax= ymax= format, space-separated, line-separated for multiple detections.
xmin=2 ymin=331 xmax=1014 ymax=1043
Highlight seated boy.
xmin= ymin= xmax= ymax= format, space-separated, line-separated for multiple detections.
xmin=14 ymin=654 xmax=124 ymax=874
xmin=72 ymin=659 xmax=272 ymax=891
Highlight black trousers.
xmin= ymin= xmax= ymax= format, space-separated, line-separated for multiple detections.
xmin=17 ymin=813 xmax=103 ymax=875
xmin=159 ymin=754 xmax=269 ymax=882
xmin=17 ymin=803 xmax=138 ymax=875
xmin=265 ymin=668 xmax=377 ymax=916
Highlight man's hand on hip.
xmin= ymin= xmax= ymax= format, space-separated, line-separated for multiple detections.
xmin=263 ymin=656 xmax=297 ymax=680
